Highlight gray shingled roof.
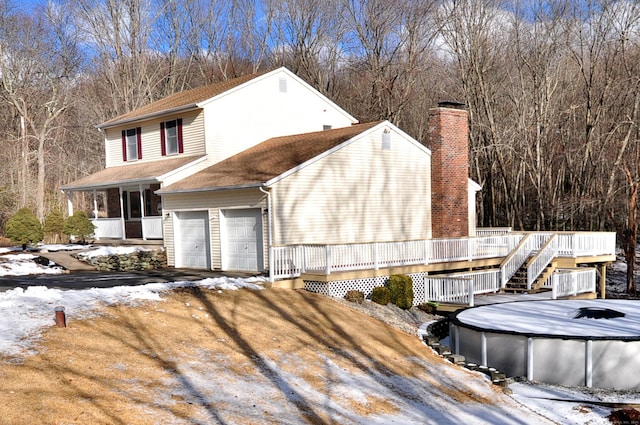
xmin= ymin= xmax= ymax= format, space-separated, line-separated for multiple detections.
xmin=157 ymin=122 xmax=381 ymax=194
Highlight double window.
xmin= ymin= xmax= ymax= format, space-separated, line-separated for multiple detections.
xmin=161 ymin=118 xmax=183 ymax=156
xmin=120 ymin=118 xmax=183 ymax=161
xmin=122 ymin=127 xmax=142 ymax=161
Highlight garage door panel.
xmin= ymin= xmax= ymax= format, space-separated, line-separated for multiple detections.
xmin=176 ymin=211 xmax=210 ymax=269
xmin=223 ymin=209 xmax=263 ymax=272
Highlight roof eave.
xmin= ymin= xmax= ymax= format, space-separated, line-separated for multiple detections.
xmin=61 ymin=177 xmax=160 ymax=192
xmin=96 ymin=104 xmax=200 ymax=129
xmin=156 ymin=182 xmax=264 ymax=195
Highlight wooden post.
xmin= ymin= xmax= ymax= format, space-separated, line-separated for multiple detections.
xmin=599 ymin=263 xmax=607 ymax=299
xmin=54 ymin=306 xmax=66 ymax=328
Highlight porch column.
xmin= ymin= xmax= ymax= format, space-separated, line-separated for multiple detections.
xmin=65 ymin=191 xmax=74 ymax=217
xmin=119 ymin=187 xmax=126 ymax=240
xmin=92 ymin=190 xmax=98 ymax=219
xmin=139 ymin=184 xmax=146 ymax=240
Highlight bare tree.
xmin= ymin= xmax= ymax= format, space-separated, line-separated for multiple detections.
xmin=341 ymin=0 xmax=439 ymax=128
xmin=0 ymin=8 xmax=79 ymax=220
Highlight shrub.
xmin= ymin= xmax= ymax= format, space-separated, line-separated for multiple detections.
xmin=64 ymin=211 xmax=95 ymax=243
xmin=417 ymin=301 xmax=439 ymax=314
xmin=370 ymin=286 xmax=390 ymax=305
xmin=44 ymin=210 xmax=65 ymax=243
xmin=388 ymin=274 xmax=414 ymax=310
xmin=345 ymin=290 xmax=364 ymax=304
xmin=5 ymin=208 xmax=43 ymax=249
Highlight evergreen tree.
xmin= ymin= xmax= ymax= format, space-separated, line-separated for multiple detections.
xmin=43 ymin=210 xmax=65 ymax=243
xmin=5 ymin=208 xmax=44 ymax=250
xmin=63 ymin=211 xmax=95 ymax=243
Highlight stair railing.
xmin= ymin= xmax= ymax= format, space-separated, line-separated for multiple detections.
xmin=500 ymin=234 xmax=534 ymax=288
xmin=526 ymin=234 xmax=559 ymax=290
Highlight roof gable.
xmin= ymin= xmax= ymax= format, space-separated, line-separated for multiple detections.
xmin=158 ymin=122 xmax=381 ymax=193
xmin=98 ymin=67 xmax=357 ymax=129
xmin=98 ymin=70 xmax=270 ymax=129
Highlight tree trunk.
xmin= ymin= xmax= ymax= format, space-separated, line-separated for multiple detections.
xmin=624 ymin=167 xmax=638 ymax=294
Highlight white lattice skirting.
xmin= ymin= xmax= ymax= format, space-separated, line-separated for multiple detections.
xmin=304 ymin=272 xmax=429 ymax=306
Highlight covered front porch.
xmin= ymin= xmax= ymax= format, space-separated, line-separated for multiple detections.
xmin=64 ymin=183 xmax=164 ymax=241
xmin=60 ymin=155 xmax=208 ymax=242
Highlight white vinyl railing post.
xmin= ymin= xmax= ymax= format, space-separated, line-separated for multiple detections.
xmin=268 ymin=246 xmax=275 ymax=282
xmin=374 ymin=243 xmax=379 ymax=270
xmin=424 ymin=239 xmax=430 ymax=265
xmin=325 ymin=245 xmax=332 ymax=275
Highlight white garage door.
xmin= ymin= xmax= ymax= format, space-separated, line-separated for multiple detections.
xmin=175 ymin=211 xmax=210 ymax=269
xmin=223 ymin=209 xmax=263 ymax=272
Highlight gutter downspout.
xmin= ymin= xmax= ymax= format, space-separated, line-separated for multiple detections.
xmin=259 ymin=185 xmax=274 ymax=282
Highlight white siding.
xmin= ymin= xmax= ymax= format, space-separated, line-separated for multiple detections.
xmin=162 ymin=189 xmax=266 ymax=269
xmin=104 ymin=110 xmax=205 ymax=168
xmin=468 ymin=179 xmax=482 ymax=237
xmin=202 ymin=69 xmax=357 ymax=165
xmin=269 ymin=127 xmax=432 ymax=245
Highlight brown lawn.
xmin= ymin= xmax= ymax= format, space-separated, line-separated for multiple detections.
xmin=0 ymin=287 xmax=531 ymax=425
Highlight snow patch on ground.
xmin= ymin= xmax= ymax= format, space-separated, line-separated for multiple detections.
xmin=0 ymin=242 xmax=636 ymax=423
xmin=0 ymin=277 xmax=265 ymax=358
xmin=75 ymin=246 xmax=155 ymax=259
xmin=0 ymin=253 xmax=65 ymax=276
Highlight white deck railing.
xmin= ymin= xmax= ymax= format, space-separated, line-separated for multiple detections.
xmin=269 ymin=232 xmax=615 ymax=281
xmin=270 ymin=234 xmax=523 ymax=280
xmin=424 ymin=277 xmax=475 ymax=307
xmin=526 ymin=234 xmax=558 ymax=289
xmin=476 ymin=227 xmax=512 ymax=236
xmin=91 ymin=216 xmax=164 ymax=240
xmin=141 ymin=216 xmax=163 ymax=239
xmin=556 ymin=232 xmax=617 ymax=257
xmin=92 ymin=218 xmax=123 ymax=239
xmin=422 ymin=269 xmax=501 ymax=306
xmin=549 ymin=268 xmax=597 ymax=299
xmin=500 ymin=234 xmax=533 ymax=287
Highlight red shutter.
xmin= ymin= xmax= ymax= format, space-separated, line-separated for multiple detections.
xmin=160 ymin=122 xmax=166 ymax=156
xmin=121 ymin=130 xmax=127 ymax=162
xmin=136 ymin=127 xmax=142 ymax=159
xmin=177 ymin=118 xmax=184 ymax=153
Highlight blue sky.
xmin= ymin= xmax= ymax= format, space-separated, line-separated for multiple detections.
xmin=14 ymin=0 xmax=44 ymax=14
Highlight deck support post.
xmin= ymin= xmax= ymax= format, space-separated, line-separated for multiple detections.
xmin=585 ymin=340 xmax=593 ymax=388
xmin=527 ymin=337 xmax=533 ymax=381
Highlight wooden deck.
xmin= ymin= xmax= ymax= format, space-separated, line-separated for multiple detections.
xmin=436 ymin=290 xmax=598 ymax=312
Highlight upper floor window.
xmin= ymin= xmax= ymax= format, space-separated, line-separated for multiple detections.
xmin=122 ymin=127 xmax=142 ymax=162
xmin=161 ymin=118 xmax=183 ymax=156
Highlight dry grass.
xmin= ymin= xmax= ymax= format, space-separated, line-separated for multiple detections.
xmin=0 ymin=287 xmax=503 ymax=424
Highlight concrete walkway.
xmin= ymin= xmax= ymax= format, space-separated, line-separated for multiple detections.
xmin=38 ymin=250 xmax=96 ymax=271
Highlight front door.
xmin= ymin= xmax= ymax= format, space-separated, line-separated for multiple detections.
xmin=223 ymin=209 xmax=263 ymax=272
xmin=175 ymin=211 xmax=210 ymax=269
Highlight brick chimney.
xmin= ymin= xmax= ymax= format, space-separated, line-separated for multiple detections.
xmin=429 ymin=101 xmax=469 ymax=238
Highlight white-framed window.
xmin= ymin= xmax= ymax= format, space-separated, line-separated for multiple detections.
xmin=161 ymin=118 xmax=183 ymax=156
xmin=122 ymin=188 xmax=154 ymax=220
xmin=121 ymin=127 xmax=142 ymax=161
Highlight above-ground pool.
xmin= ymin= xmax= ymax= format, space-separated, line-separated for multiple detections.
xmin=450 ymin=300 xmax=640 ymax=390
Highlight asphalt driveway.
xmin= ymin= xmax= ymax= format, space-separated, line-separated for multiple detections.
xmin=0 ymin=268 xmax=260 ymax=292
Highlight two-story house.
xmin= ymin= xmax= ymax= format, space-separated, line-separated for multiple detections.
xmin=62 ymin=68 xmax=357 ymax=244
xmin=62 ymin=67 xmax=615 ymax=306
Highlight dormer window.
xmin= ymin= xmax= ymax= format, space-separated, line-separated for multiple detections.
xmin=161 ymin=118 xmax=183 ymax=156
xmin=122 ymin=127 xmax=142 ymax=161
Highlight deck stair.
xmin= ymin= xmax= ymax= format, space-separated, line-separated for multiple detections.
xmin=504 ymin=261 xmax=557 ymax=293
xmin=500 ymin=232 xmax=558 ymax=294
